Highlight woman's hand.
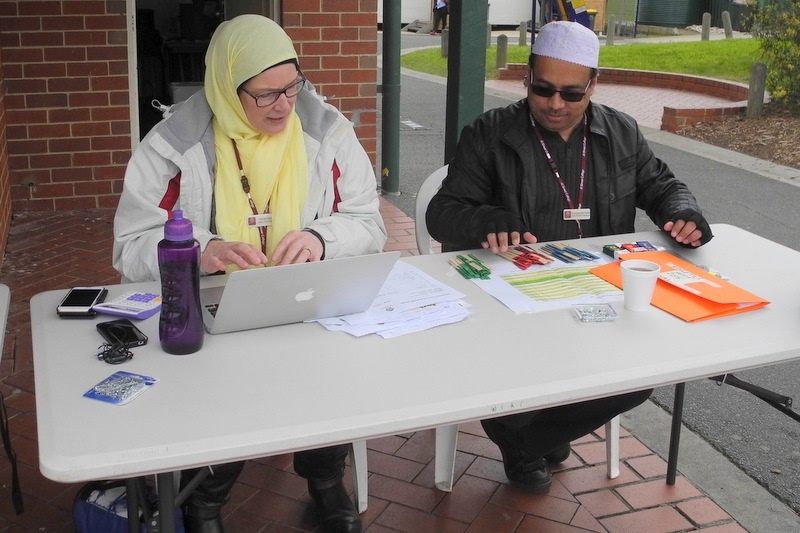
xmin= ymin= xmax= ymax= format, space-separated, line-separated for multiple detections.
xmin=271 ymin=230 xmax=323 ymax=265
xmin=201 ymin=240 xmax=268 ymax=273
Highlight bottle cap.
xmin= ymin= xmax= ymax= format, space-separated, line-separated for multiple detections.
xmin=164 ymin=210 xmax=194 ymax=242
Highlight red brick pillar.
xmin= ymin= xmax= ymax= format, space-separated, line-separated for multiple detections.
xmin=282 ymin=1 xmax=379 ymax=166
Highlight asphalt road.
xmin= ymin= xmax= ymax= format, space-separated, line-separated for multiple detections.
xmin=378 ymin=31 xmax=800 ymax=514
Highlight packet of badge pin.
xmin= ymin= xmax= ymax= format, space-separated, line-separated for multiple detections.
xmin=602 ymin=241 xmax=666 ymax=259
xmin=84 ymin=371 xmax=158 ymax=406
xmin=573 ymin=304 xmax=618 ymax=323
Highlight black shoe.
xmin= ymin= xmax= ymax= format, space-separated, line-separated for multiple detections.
xmin=544 ymin=443 xmax=571 ymax=463
xmin=308 ymin=477 xmax=362 ymax=533
xmin=184 ymin=514 xmax=224 ymax=533
xmin=481 ymin=421 xmax=551 ymax=493
xmin=504 ymin=456 xmax=552 ymax=493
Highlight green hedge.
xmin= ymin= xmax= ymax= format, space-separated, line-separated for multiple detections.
xmin=752 ymin=0 xmax=800 ymax=109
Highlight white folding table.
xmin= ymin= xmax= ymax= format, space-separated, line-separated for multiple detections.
xmin=31 ymin=225 xmax=800 ymax=532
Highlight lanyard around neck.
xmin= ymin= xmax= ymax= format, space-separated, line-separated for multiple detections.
xmin=231 ymin=139 xmax=268 ymax=255
xmin=529 ymin=113 xmax=588 ymax=237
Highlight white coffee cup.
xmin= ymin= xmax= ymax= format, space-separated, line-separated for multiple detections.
xmin=620 ymin=260 xmax=661 ymax=311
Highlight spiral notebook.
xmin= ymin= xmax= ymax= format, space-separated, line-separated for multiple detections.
xmin=199 ymin=252 xmax=400 ymax=334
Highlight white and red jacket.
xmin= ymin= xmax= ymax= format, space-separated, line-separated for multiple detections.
xmin=113 ymin=85 xmax=387 ymax=282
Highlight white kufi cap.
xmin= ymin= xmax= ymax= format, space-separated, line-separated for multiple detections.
xmin=532 ymin=21 xmax=599 ymax=69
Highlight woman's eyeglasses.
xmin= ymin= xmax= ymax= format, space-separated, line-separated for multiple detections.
xmin=241 ymin=77 xmax=307 ymax=108
xmin=528 ymin=78 xmax=592 ymax=103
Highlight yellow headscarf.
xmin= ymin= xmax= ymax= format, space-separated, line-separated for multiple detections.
xmin=204 ymin=15 xmax=309 ymax=262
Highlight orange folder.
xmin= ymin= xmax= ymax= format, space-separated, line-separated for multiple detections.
xmin=589 ymin=251 xmax=770 ymax=322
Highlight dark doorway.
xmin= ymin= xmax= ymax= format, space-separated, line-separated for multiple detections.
xmin=135 ymin=1 xmax=223 ymax=138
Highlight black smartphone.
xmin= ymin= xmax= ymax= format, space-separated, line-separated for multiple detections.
xmin=96 ymin=318 xmax=149 ymax=348
xmin=56 ymin=287 xmax=108 ymax=317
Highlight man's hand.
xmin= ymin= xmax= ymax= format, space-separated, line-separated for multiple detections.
xmin=201 ymin=240 xmax=268 ymax=274
xmin=480 ymin=210 xmax=537 ymax=253
xmin=663 ymin=209 xmax=713 ymax=247
xmin=270 ymin=230 xmax=323 ymax=265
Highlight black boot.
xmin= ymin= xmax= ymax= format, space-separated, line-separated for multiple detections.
xmin=181 ymin=461 xmax=245 ymax=533
xmin=183 ymin=513 xmax=224 ymax=533
xmin=482 ymin=419 xmax=552 ymax=493
xmin=308 ymin=476 xmax=362 ymax=533
xmin=544 ymin=442 xmax=571 ymax=463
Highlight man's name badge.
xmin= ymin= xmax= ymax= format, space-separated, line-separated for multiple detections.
xmin=563 ymin=208 xmax=591 ymax=221
xmin=246 ymin=213 xmax=273 ymax=228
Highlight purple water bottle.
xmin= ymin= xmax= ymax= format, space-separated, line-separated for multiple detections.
xmin=158 ymin=210 xmax=204 ymax=354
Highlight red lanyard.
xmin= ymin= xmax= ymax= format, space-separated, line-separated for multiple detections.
xmin=529 ymin=113 xmax=588 ymax=237
xmin=231 ymin=139 xmax=268 ymax=255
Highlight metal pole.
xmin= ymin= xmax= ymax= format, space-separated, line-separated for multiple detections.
xmin=444 ymin=1 xmax=488 ymax=162
xmin=666 ymin=382 xmax=686 ymax=485
xmin=380 ymin=0 xmax=401 ymax=195
xmin=156 ymin=472 xmax=177 ymax=533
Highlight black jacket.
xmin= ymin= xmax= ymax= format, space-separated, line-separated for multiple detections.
xmin=427 ymin=99 xmax=705 ymax=251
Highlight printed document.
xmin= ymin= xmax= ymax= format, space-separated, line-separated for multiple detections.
xmin=467 ymin=248 xmax=622 ymax=314
xmin=314 ymin=261 xmax=468 ymax=338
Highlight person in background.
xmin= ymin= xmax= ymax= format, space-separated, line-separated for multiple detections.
xmin=113 ymin=14 xmax=386 ymax=533
xmin=426 ymin=20 xmax=712 ymax=494
xmin=430 ymin=0 xmax=450 ymax=35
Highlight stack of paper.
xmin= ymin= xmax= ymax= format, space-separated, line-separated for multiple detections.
xmin=314 ymin=262 xmax=469 ymax=338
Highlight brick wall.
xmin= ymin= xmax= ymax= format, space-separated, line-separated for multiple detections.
xmin=284 ymin=0 xmax=378 ymax=163
xmin=0 ymin=0 xmax=130 ymax=212
xmin=0 ymin=44 xmax=10 ymax=264
xmin=0 ymin=0 xmax=379 ymax=213
xmin=599 ymin=68 xmax=750 ymax=132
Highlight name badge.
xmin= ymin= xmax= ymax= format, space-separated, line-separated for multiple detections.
xmin=246 ymin=213 xmax=272 ymax=228
xmin=563 ymin=208 xmax=591 ymax=221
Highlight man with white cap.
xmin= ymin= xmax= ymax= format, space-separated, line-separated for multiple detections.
xmin=427 ymin=21 xmax=713 ymax=493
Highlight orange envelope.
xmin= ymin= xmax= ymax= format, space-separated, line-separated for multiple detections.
xmin=589 ymin=251 xmax=770 ymax=322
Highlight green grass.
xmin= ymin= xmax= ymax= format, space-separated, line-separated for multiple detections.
xmin=401 ymin=39 xmax=762 ymax=83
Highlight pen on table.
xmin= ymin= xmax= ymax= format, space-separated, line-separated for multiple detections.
xmin=449 ymin=257 xmax=475 ymax=279
xmin=451 ymin=255 xmax=490 ymax=280
xmin=549 ymin=243 xmax=583 ymax=262
xmin=466 ymin=254 xmax=492 ymax=278
xmin=532 ymin=250 xmax=554 ymax=264
xmin=559 ymin=244 xmax=601 ymax=261
xmin=540 ymin=244 xmax=573 ymax=263
xmin=499 ymin=249 xmax=534 ymax=269
xmin=451 ymin=256 xmax=477 ymax=278
xmin=522 ymin=247 xmax=554 ymax=265
xmin=516 ymin=247 xmax=551 ymax=266
xmin=532 ymin=247 xmax=557 ymax=263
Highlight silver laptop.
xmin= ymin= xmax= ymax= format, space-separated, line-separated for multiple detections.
xmin=199 ymin=251 xmax=400 ymax=334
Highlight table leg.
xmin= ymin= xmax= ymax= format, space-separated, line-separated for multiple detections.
xmin=125 ymin=479 xmax=140 ymax=533
xmin=666 ymin=382 xmax=686 ymax=485
xmin=156 ymin=472 xmax=177 ymax=533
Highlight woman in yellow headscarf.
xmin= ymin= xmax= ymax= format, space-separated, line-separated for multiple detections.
xmin=113 ymin=14 xmax=385 ymax=533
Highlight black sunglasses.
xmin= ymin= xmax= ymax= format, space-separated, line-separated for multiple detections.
xmin=529 ymin=78 xmax=592 ymax=103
